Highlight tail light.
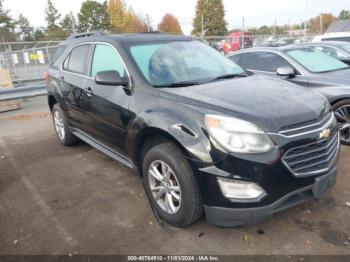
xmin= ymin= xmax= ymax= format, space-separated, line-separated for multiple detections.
xmin=44 ymin=70 xmax=49 ymax=82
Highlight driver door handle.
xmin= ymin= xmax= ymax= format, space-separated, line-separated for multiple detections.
xmin=85 ymin=87 xmax=93 ymax=97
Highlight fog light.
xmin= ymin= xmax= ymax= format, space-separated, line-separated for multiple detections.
xmin=217 ymin=178 xmax=266 ymax=202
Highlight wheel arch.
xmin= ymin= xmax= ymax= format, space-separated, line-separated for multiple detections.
xmin=48 ymin=94 xmax=57 ymax=112
xmin=132 ymin=127 xmax=195 ymax=177
xmin=329 ymin=96 xmax=350 ymax=107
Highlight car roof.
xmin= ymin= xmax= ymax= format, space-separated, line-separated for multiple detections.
xmin=227 ymin=47 xmax=283 ymax=56
xmin=59 ymin=32 xmax=194 ymax=46
xmin=294 ymin=41 xmax=350 ymax=48
xmin=227 ymin=43 xmax=350 ymax=56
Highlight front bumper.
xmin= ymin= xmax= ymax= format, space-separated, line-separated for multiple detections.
xmin=204 ymin=167 xmax=337 ymax=227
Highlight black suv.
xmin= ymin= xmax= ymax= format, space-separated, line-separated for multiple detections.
xmin=47 ymin=32 xmax=339 ymax=227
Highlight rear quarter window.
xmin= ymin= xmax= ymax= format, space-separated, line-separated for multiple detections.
xmin=51 ymin=45 xmax=68 ymax=68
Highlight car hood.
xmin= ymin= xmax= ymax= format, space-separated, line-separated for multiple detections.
xmin=159 ymin=75 xmax=329 ymax=133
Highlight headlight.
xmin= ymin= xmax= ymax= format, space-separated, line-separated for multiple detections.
xmin=205 ymin=115 xmax=274 ymax=153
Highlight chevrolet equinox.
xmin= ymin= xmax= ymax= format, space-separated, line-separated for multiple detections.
xmin=47 ymin=32 xmax=340 ymax=227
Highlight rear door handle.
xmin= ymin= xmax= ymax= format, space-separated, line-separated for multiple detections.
xmin=85 ymin=87 xmax=93 ymax=97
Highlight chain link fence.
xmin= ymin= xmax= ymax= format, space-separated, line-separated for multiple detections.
xmin=0 ymin=34 xmax=316 ymax=83
xmin=0 ymin=41 xmax=60 ymax=83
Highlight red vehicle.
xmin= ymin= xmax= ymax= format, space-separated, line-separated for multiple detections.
xmin=217 ymin=32 xmax=253 ymax=54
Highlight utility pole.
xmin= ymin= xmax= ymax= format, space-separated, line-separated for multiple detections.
xmin=304 ymin=0 xmax=308 ymax=37
xmin=273 ymin=18 xmax=276 ymax=36
xmin=288 ymin=19 xmax=291 ymax=33
xmin=320 ymin=14 xmax=323 ymax=34
xmin=70 ymin=13 xmax=76 ymax=35
xmin=145 ymin=14 xmax=152 ymax=32
xmin=201 ymin=15 xmax=204 ymax=41
xmin=241 ymin=17 xmax=245 ymax=49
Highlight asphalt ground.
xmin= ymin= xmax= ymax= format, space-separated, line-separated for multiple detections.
xmin=0 ymin=97 xmax=349 ymax=255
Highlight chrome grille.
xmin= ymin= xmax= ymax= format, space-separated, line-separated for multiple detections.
xmin=282 ymin=131 xmax=339 ymax=177
xmin=279 ymin=112 xmax=334 ymax=137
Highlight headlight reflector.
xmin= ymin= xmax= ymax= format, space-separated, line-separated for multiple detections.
xmin=205 ymin=115 xmax=274 ymax=153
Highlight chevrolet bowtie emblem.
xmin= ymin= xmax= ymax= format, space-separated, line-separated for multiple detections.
xmin=319 ymin=129 xmax=331 ymax=140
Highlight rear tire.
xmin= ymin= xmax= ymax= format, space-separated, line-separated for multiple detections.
xmin=332 ymin=99 xmax=350 ymax=145
xmin=142 ymin=142 xmax=203 ymax=227
xmin=52 ymin=104 xmax=79 ymax=146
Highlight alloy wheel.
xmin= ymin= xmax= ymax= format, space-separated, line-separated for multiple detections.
xmin=148 ymin=160 xmax=181 ymax=215
xmin=54 ymin=110 xmax=65 ymax=140
xmin=334 ymin=105 xmax=350 ymax=144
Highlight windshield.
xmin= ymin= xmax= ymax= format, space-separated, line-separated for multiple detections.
xmin=128 ymin=40 xmax=245 ymax=86
xmin=286 ymin=48 xmax=349 ymax=73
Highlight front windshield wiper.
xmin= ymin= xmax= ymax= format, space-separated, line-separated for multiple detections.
xmin=152 ymin=74 xmax=247 ymax=88
xmin=153 ymin=81 xmax=200 ymax=88
xmin=213 ymin=73 xmax=247 ymax=80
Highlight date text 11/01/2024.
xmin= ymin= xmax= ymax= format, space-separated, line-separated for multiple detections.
xmin=127 ymin=256 xmax=220 ymax=261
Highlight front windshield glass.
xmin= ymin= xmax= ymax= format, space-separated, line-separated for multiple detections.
xmin=286 ymin=48 xmax=349 ymax=73
xmin=128 ymin=40 xmax=245 ymax=86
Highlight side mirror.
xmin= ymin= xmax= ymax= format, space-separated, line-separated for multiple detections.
xmin=276 ymin=66 xmax=296 ymax=78
xmin=95 ymin=70 xmax=128 ymax=87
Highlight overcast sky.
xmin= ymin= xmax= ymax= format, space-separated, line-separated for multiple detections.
xmin=4 ymin=0 xmax=349 ymax=34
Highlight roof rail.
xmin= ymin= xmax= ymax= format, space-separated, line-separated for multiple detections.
xmin=68 ymin=31 xmax=105 ymax=39
xmin=140 ymin=31 xmax=162 ymax=34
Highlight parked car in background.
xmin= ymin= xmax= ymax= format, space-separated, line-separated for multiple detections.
xmin=263 ymin=36 xmax=279 ymax=47
xmin=216 ymin=39 xmax=226 ymax=53
xmin=47 ymin=32 xmax=338 ymax=227
xmin=228 ymin=46 xmax=350 ymax=144
xmin=313 ymin=32 xmax=350 ymax=42
xmin=263 ymin=36 xmax=295 ymax=47
xmin=294 ymin=41 xmax=350 ymax=65
xmin=217 ymin=32 xmax=253 ymax=54
xmin=277 ymin=37 xmax=295 ymax=46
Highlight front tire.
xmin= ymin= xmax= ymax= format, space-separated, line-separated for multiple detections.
xmin=52 ymin=104 xmax=79 ymax=146
xmin=142 ymin=142 xmax=203 ymax=227
xmin=332 ymin=99 xmax=350 ymax=145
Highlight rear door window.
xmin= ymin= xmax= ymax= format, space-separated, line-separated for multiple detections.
xmin=65 ymin=44 xmax=91 ymax=75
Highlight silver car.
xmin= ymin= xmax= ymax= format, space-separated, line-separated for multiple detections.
xmin=228 ymin=45 xmax=350 ymax=145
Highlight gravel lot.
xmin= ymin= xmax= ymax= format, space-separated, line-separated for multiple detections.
xmin=0 ymin=97 xmax=350 ymax=255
